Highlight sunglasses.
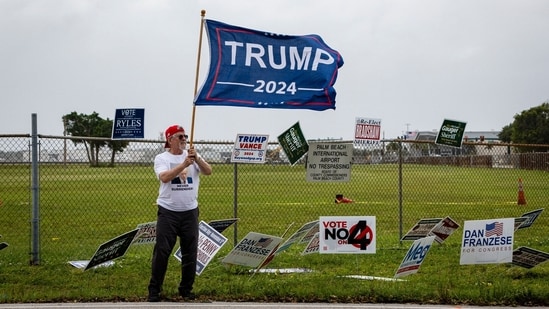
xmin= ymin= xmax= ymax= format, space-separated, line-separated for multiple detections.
xmin=173 ymin=134 xmax=188 ymax=140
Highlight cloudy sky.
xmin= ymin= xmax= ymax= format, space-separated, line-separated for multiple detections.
xmin=1 ymin=0 xmax=548 ymax=142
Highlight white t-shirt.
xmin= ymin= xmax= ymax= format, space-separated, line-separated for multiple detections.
xmin=154 ymin=150 xmax=201 ymax=212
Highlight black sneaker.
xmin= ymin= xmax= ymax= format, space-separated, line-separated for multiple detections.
xmin=180 ymin=291 xmax=196 ymax=300
xmin=147 ymin=294 xmax=161 ymax=302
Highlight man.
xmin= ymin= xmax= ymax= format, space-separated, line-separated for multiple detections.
xmin=148 ymin=125 xmax=212 ymax=302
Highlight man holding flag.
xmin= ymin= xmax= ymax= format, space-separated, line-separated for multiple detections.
xmin=148 ymin=125 xmax=212 ymax=302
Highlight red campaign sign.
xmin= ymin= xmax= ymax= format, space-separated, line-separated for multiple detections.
xmin=355 ymin=124 xmax=381 ymax=140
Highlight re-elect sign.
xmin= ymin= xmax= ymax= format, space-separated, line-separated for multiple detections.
xmin=319 ymin=216 xmax=376 ymax=254
xmin=354 ymin=117 xmax=381 ymax=145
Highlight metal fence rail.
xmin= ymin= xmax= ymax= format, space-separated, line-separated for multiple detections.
xmin=0 ymin=134 xmax=548 ymax=266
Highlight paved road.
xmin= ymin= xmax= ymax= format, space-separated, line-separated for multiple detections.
xmin=0 ymin=303 xmax=546 ymax=309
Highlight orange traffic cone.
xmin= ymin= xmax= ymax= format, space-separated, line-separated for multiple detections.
xmin=517 ymin=178 xmax=526 ymax=205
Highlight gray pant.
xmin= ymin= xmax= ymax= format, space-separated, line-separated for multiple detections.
xmin=148 ymin=206 xmax=199 ymax=296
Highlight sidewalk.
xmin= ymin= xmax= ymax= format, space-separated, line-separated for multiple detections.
xmin=0 ymin=303 xmax=546 ymax=309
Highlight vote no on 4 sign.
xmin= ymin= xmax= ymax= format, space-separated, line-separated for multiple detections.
xmin=319 ymin=216 xmax=376 ymax=254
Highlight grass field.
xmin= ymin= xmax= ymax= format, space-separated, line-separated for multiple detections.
xmin=0 ymin=162 xmax=548 ymax=305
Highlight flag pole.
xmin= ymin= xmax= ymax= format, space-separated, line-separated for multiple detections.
xmin=189 ymin=9 xmax=206 ymax=147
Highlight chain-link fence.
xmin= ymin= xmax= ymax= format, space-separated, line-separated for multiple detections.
xmin=1 ymin=134 xmax=548 ymax=266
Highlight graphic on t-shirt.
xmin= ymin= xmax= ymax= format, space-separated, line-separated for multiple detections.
xmin=171 ymin=176 xmax=193 ymax=185
xmin=169 ymin=162 xmax=194 ymax=185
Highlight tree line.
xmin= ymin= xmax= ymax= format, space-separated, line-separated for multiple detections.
xmin=62 ymin=111 xmax=129 ymax=167
xmin=498 ymin=102 xmax=549 ymax=152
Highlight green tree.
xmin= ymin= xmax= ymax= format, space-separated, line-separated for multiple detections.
xmin=508 ymin=102 xmax=549 ymax=152
xmin=62 ymin=112 xmax=128 ymax=166
xmin=386 ymin=141 xmax=401 ymax=152
xmin=498 ymin=124 xmax=513 ymax=143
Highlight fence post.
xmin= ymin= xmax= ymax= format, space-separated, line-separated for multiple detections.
xmin=233 ymin=163 xmax=238 ymax=246
xmin=398 ymin=140 xmax=403 ymax=243
xmin=30 ymin=113 xmax=40 ymax=265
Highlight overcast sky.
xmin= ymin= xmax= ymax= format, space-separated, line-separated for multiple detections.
xmin=1 ymin=0 xmax=548 ymax=142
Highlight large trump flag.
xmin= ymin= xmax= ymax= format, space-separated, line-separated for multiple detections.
xmin=194 ymin=19 xmax=344 ymax=111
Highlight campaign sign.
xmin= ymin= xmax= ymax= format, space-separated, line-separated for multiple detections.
xmin=514 ymin=217 xmax=528 ymax=231
xmin=276 ymin=220 xmax=319 ymax=254
xmin=517 ymin=208 xmax=544 ymax=230
xmin=460 ymin=218 xmax=514 ymax=265
xmin=68 ymin=260 xmax=114 ymax=270
xmin=394 ymin=236 xmax=436 ymax=278
xmin=232 ymin=134 xmax=269 ymax=163
xmin=278 ymin=122 xmax=309 ymax=165
xmin=401 ymin=218 xmax=442 ymax=241
xmin=174 ymin=221 xmax=228 ymax=275
xmin=299 ymin=221 xmax=319 ymax=245
xmin=85 ymin=229 xmax=138 ymax=271
xmin=429 ymin=216 xmax=460 ymax=244
xmin=512 ymin=247 xmax=549 ymax=269
xmin=207 ymin=218 xmax=239 ymax=233
xmin=319 ymin=216 xmax=376 ymax=254
xmin=302 ymin=232 xmax=320 ymax=255
xmin=251 ymin=268 xmax=313 ymax=274
xmin=354 ymin=117 xmax=382 ymax=145
xmin=306 ymin=142 xmax=352 ymax=182
xmin=0 ymin=235 xmax=7 ymax=251
xmin=435 ymin=119 xmax=467 ymax=148
xmin=221 ymin=232 xmax=283 ymax=268
xmin=256 ymin=222 xmax=301 ymax=269
xmin=112 ymin=108 xmax=144 ymax=139
xmin=133 ymin=219 xmax=237 ymax=246
xmin=132 ymin=221 xmax=157 ymax=245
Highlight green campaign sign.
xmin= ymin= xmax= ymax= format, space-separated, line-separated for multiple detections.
xmin=277 ymin=122 xmax=309 ymax=165
xmin=435 ymin=119 xmax=467 ymax=148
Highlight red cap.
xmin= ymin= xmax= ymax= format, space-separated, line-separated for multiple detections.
xmin=164 ymin=125 xmax=185 ymax=148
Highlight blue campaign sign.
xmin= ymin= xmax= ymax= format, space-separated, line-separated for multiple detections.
xmin=194 ymin=20 xmax=344 ymax=111
xmin=112 ymin=108 xmax=145 ymax=139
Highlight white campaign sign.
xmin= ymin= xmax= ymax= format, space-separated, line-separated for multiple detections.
xmin=221 ymin=232 xmax=283 ymax=268
xmin=319 ymin=216 xmax=376 ymax=254
xmin=460 ymin=218 xmax=515 ymax=265
xmin=302 ymin=232 xmax=319 ymax=255
xmin=276 ymin=220 xmax=318 ymax=254
xmin=174 ymin=221 xmax=228 ymax=275
xmin=231 ymin=134 xmax=269 ymax=163
xmin=133 ymin=221 xmax=157 ymax=245
xmin=395 ymin=236 xmax=435 ymax=278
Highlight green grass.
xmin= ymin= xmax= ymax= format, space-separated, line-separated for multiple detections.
xmin=0 ymin=162 xmax=548 ymax=305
